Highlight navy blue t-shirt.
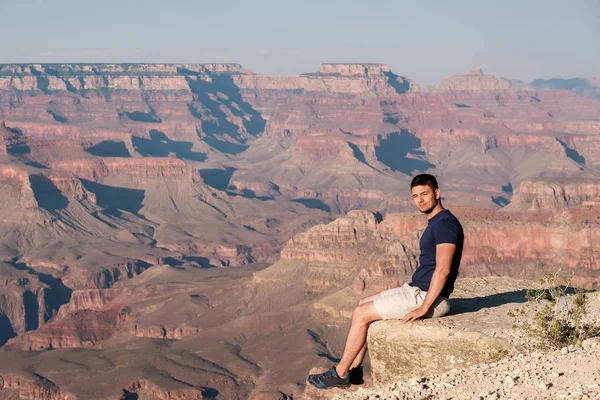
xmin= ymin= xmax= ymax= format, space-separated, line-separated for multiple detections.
xmin=410 ymin=209 xmax=464 ymax=298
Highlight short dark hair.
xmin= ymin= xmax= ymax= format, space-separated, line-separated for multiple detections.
xmin=410 ymin=174 xmax=439 ymax=190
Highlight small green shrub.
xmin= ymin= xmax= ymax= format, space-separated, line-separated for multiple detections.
xmin=488 ymin=348 xmax=510 ymax=361
xmin=508 ymin=271 xmax=600 ymax=349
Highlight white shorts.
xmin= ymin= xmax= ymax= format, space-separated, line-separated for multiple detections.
xmin=372 ymin=282 xmax=450 ymax=320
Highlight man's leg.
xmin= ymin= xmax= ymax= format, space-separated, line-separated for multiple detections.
xmin=335 ymin=301 xmax=381 ymax=378
xmin=308 ymin=302 xmax=381 ymax=389
xmin=350 ymin=342 xmax=366 ymax=369
xmin=349 ymin=288 xmax=403 ymax=370
xmin=307 ymin=291 xmax=395 ymax=389
xmin=345 ymin=284 xmax=422 ymax=373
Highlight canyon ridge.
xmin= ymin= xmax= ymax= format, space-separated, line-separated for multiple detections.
xmin=0 ymin=63 xmax=599 ymax=399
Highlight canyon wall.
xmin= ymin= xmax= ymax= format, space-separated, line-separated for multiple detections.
xmin=259 ymin=206 xmax=600 ymax=307
xmin=1 ymin=62 xmax=599 ymax=215
xmin=510 ymin=179 xmax=600 ymax=210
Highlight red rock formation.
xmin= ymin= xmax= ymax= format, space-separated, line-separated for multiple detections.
xmin=56 ymin=289 xmax=124 ymax=318
xmin=47 ymin=172 xmax=93 ymax=201
xmin=132 ymin=324 xmax=199 ymax=339
xmin=234 ymin=63 xmax=417 ymax=96
xmin=437 ymin=68 xmax=513 ymax=91
xmin=0 ymin=374 xmax=76 ymax=400
xmin=45 ymin=158 xmax=200 ymax=182
xmin=0 ymin=264 xmax=46 ymax=337
xmin=4 ymin=122 xmax=89 ymax=140
xmin=1 ymin=62 xmax=599 ymax=215
xmin=255 ymin=211 xmax=419 ymax=299
xmin=281 ymin=211 xmax=380 ymax=260
xmin=510 ymin=179 xmax=600 ymax=210
xmin=3 ymin=305 xmax=127 ymax=351
xmin=125 ymin=380 xmax=205 ymax=400
xmin=0 ymin=165 xmax=37 ymax=208
xmin=63 ymin=260 xmax=153 ymax=290
xmin=261 ymin=206 xmax=600 ymax=304
xmin=0 ymin=123 xmax=9 ymax=155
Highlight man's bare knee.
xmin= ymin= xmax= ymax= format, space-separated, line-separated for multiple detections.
xmin=351 ymin=305 xmax=367 ymax=324
xmin=351 ymin=303 xmax=381 ymax=325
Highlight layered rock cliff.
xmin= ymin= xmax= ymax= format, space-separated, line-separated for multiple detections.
xmin=234 ymin=62 xmax=416 ymax=96
xmin=437 ymin=67 xmax=513 ymax=91
xmin=2 ymin=62 xmax=599 ymax=216
xmin=509 ymin=178 xmax=600 ymax=210
xmin=256 ymin=206 xmax=600 ymax=314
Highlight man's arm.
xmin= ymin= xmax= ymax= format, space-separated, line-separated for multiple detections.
xmin=401 ymin=243 xmax=456 ymax=323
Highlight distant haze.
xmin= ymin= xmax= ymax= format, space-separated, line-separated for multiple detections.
xmin=1 ymin=0 xmax=598 ymax=84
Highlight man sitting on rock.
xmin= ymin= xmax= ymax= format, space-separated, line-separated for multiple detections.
xmin=307 ymin=173 xmax=464 ymax=389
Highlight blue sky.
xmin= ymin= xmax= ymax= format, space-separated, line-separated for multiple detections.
xmin=0 ymin=0 xmax=598 ymax=84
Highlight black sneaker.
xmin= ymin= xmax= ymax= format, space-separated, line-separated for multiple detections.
xmin=349 ymin=365 xmax=364 ymax=385
xmin=307 ymin=367 xmax=350 ymax=389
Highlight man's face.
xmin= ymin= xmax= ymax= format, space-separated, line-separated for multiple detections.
xmin=411 ymin=184 xmax=440 ymax=215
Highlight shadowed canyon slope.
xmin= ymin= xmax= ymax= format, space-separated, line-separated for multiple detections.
xmin=0 ymin=63 xmax=599 ymax=399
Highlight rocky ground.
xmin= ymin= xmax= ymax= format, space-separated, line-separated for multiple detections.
xmin=333 ymin=338 xmax=600 ymax=400
xmin=332 ymin=293 xmax=600 ymax=400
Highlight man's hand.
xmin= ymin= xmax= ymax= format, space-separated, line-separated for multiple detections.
xmin=401 ymin=305 xmax=429 ymax=323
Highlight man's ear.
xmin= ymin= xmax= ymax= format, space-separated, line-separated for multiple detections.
xmin=435 ymin=188 xmax=441 ymax=199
